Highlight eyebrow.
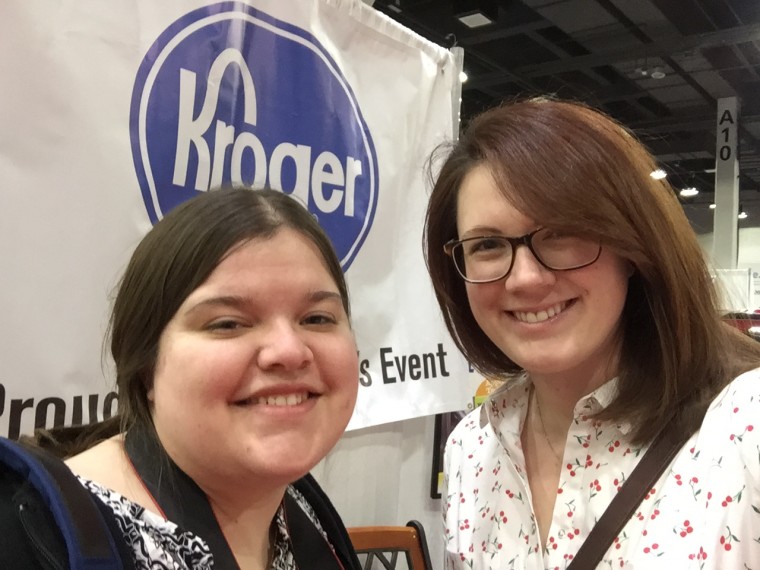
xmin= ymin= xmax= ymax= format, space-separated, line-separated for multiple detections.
xmin=460 ymin=226 xmax=506 ymax=238
xmin=460 ymin=225 xmax=539 ymax=239
xmin=184 ymin=291 xmax=343 ymax=315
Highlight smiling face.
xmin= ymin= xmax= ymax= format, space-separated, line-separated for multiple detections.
xmin=148 ymin=228 xmax=358 ymax=489
xmin=457 ymin=165 xmax=631 ymax=388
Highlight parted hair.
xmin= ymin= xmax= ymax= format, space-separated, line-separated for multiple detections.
xmin=423 ymin=97 xmax=760 ymax=445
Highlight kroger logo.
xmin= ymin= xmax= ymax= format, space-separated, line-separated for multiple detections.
xmin=129 ymin=2 xmax=378 ymax=269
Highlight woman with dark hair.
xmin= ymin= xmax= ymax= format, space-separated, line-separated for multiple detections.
xmin=424 ymin=98 xmax=760 ymax=569
xmin=7 ymin=188 xmax=361 ymax=569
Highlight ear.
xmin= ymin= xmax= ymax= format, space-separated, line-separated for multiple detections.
xmin=143 ymin=370 xmax=155 ymax=403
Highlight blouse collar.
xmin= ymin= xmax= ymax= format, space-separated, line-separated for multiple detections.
xmin=480 ymin=374 xmax=632 ymax=435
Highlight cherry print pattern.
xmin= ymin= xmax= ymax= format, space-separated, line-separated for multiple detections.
xmin=443 ymin=369 xmax=760 ymax=569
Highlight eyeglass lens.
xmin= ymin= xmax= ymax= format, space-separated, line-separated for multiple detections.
xmin=453 ymin=229 xmax=600 ymax=282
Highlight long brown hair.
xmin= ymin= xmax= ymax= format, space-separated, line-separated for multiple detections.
xmin=424 ymin=98 xmax=760 ymax=444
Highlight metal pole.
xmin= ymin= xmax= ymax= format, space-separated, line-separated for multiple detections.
xmin=712 ymin=96 xmax=740 ymax=269
xmin=450 ymin=46 xmax=465 ymax=141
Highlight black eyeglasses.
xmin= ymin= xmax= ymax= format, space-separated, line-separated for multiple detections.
xmin=443 ymin=228 xmax=602 ymax=283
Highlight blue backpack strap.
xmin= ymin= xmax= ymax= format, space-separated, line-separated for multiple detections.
xmin=0 ymin=437 xmax=122 ymax=570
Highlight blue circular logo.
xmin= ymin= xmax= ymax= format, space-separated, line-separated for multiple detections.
xmin=130 ymin=2 xmax=379 ymax=270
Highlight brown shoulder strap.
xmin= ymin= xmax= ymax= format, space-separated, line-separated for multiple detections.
xmin=566 ymin=417 xmax=687 ymax=569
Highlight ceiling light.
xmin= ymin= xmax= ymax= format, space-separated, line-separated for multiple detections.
xmin=457 ymin=12 xmax=494 ymax=27
xmin=709 ymin=203 xmax=716 ymax=209
xmin=738 ymin=210 xmax=748 ymax=220
xmin=459 ymin=71 xmax=468 ymax=83
xmin=454 ymin=0 xmax=497 ymax=28
xmin=634 ymin=64 xmax=666 ymax=80
xmin=679 ymin=187 xmax=698 ymax=197
xmin=650 ymin=169 xmax=667 ymax=180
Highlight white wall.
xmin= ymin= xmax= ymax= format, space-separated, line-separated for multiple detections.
xmin=312 ymin=414 xmax=444 ymax=570
xmin=696 ymin=226 xmax=760 ymax=268
xmin=697 ymin=226 xmax=760 ymax=310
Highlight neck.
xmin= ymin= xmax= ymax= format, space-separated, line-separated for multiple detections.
xmin=529 ymin=345 xmax=620 ymax=421
xmin=528 ymin=368 xmax=616 ymax=445
xmin=528 ymin=385 xmax=568 ymax=462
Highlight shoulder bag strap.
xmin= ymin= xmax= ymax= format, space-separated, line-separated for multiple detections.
xmin=0 ymin=437 xmax=124 ymax=570
xmin=566 ymin=416 xmax=689 ymax=569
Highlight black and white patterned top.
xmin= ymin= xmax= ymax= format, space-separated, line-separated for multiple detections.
xmin=79 ymin=477 xmax=331 ymax=569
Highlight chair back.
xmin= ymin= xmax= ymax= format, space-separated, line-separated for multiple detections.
xmin=347 ymin=520 xmax=433 ymax=570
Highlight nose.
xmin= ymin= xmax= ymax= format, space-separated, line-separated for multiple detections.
xmin=256 ymin=321 xmax=313 ymax=371
xmin=504 ymin=245 xmax=555 ymax=291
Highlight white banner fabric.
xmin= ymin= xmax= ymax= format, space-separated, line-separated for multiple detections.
xmin=0 ymin=0 xmax=473 ymax=438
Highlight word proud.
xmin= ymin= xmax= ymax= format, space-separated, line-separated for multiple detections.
xmin=0 ymin=383 xmax=117 ymax=440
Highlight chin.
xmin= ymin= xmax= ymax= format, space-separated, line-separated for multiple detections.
xmin=255 ymin=445 xmax=331 ymax=479
xmin=238 ymin=459 xmax=315 ymax=486
xmin=265 ymin=465 xmax=314 ymax=484
xmin=511 ymin=351 xmax=578 ymax=376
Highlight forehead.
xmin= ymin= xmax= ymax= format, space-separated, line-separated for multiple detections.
xmin=456 ymin=165 xmax=535 ymax=235
xmin=199 ymin=229 xmax=336 ymax=290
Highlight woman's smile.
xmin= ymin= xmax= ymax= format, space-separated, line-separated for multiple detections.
xmin=508 ymin=300 xmax=574 ymax=324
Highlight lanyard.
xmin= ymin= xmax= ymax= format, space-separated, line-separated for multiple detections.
xmin=124 ymin=425 xmax=344 ymax=570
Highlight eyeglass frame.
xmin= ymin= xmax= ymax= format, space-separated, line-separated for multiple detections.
xmin=443 ymin=228 xmax=603 ymax=284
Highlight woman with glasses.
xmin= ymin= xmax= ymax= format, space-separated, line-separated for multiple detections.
xmin=424 ymin=98 xmax=760 ymax=569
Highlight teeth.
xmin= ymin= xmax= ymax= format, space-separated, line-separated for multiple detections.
xmin=255 ymin=393 xmax=307 ymax=406
xmin=514 ymin=302 xmax=567 ymax=324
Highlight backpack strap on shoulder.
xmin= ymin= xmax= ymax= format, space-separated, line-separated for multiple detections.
xmin=0 ymin=437 xmax=123 ymax=570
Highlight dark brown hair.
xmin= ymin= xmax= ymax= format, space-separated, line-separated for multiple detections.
xmin=30 ymin=188 xmax=350 ymax=454
xmin=424 ymin=97 xmax=760 ymax=444
xmin=112 ymin=188 xmax=350 ymax=434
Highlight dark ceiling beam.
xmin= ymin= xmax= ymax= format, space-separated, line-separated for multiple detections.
xmin=732 ymin=44 xmax=760 ymax=82
xmin=588 ymin=82 xmax=644 ymax=102
xmin=521 ymin=29 xmax=633 ymax=106
xmin=662 ymin=54 xmax=716 ymax=107
xmin=630 ymin=113 xmax=760 ymax=134
xmin=459 ymin=20 xmax=551 ymax=46
xmin=506 ymin=23 xmax=760 ymax=78
xmin=523 ymin=28 xmax=629 ymax=94
xmin=595 ymin=0 xmax=716 ymax=110
xmin=465 ymin=73 xmax=525 ymax=90
xmin=645 ymin=135 xmax=716 ymax=156
xmin=635 ymin=110 xmax=760 ymax=165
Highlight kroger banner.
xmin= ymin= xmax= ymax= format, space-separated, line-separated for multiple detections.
xmin=0 ymin=0 xmax=472 ymax=438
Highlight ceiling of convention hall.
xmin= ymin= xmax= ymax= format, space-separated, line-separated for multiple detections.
xmin=369 ymin=0 xmax=760 ymax=235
